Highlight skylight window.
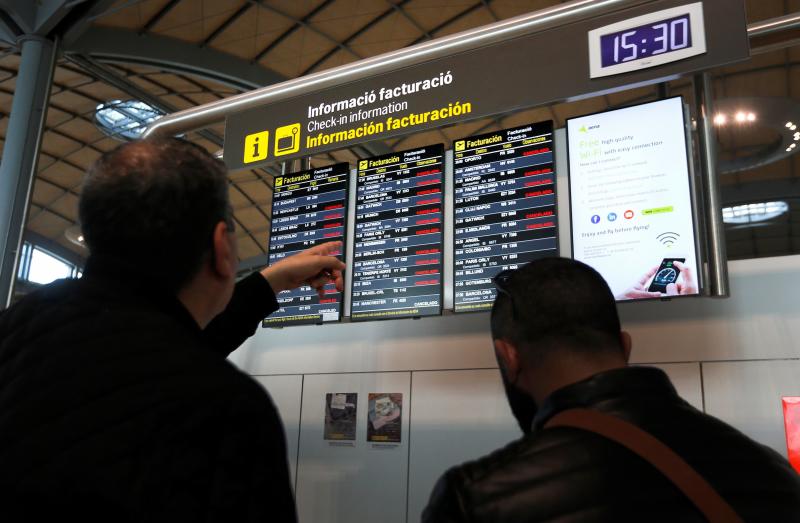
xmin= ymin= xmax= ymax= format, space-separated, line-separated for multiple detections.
xmin=722 ymin=201 xmax=789 ymax=225
xmin=95 ymin=100 xmax=164 ymax=140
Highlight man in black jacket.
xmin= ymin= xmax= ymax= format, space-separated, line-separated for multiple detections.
xmin=0 ymin=138 xmax=345 ymax=521
xmin=424 ymin=257 xmax=800 ymax=522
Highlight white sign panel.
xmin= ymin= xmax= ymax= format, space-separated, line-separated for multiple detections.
xmin=567 ymin=97 xmax=700 ymax=301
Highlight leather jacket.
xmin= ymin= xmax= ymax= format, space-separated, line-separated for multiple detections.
xmin=423 ymin=366 xmax=800 ymax=522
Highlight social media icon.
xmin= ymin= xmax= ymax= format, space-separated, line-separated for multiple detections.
xmin=608 ymin=212 xmax=618 ymax=222
xmin=274 ymin=123 xmax=301 ymax=157
xmin=624 ymin=210 xmax=634 ymax=219
xmin=591 ymin=215 xmax=601 ymax=224
xmin=243 ymin=130 xmax=269 ymax=164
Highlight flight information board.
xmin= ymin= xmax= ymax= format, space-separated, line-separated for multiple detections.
xmin=265 ymin=163 xmax=350 ymax=327
xmin=453 ymin=121 xmax=558 ymax=313
xmin=351 ymin=145 xmax=444 ymax=321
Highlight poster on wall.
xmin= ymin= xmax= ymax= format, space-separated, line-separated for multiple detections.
xmin=567 ymin=97 xmax=700 ymax=301
xmin=324 ymin=393 xmax=358 ymax=441
xmin=452 ymin=121 xmax=558 ymax=313
xmin=367 ymin=393 xmax=403 ymax=443
xmin=265 ymin=163 xmax=350 ymax=326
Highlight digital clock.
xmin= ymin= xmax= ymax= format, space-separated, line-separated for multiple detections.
xmin=589 ymin=2 xmax=706 ymax=79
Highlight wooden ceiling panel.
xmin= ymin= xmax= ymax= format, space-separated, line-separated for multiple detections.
xmin=308 ymin=0 xmax=388 ymax=42
xmin=236 ymin=179 xmax=272 ymax=203
xmin=236 ymin=234 xmax=262 ymax=260
xmin=268 ymin=25 xmax=337 ymax=77
xmin=404 ymin=0 xmax=486 ymax=34
xmin=47 ymin=193 xmax=80 ymax=223
xmin=430 ymin=5 xmax=495 ymax=39
xmin=210 ymin=8 xmax=293 ymax=61
xmin=491 ymin=0 xmax=555 ymax=20
xmin=149 ymin=0 xmax=245 ymax=42
xmin=236 ymin=206 xmax=270 ymax=228
xmin=267 ymin=0 xmax=328 ymax=20
xmin=96 ymin=0 xmax=173 ymax=29
xmin=348 ymin=11 xmax=419 ymax=56
xmin=26 ymin=208 xmax=72 ymax=237
xmin=30 ymin=181 xmax=66 ymax=208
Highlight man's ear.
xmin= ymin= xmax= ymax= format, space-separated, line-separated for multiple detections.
xmin=620 ymin=331 xmax=633 ymax=363
xmin=211 ymin=221 xmax=236 ymax=279
xmin=493 ymin=338 xmax=521 ymax=379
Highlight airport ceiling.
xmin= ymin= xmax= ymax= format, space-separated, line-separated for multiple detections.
xmin=0 ymin=0 xmax=797 ymax=265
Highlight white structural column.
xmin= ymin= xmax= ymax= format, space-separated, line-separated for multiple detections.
xmin=0 ymin=35 xmax=57 ymax=306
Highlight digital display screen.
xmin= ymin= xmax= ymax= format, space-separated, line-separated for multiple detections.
xmin=452 ymin=122 xmax=558 ymax=313
xmin=351 ymin=145 xmax=444 ymax=321
xmin=567 ymin=97 xmax=700 ymax=301
xmin=600 ymin=14 xmax=692 ymax=67
xmin=265 ymin=163 xmax=350 ymax=326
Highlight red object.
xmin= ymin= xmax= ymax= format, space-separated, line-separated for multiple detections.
xmin=624 ymin=210 xmax=635 ymax=219
xmin=782 ymin=397 xmax=800 ymax=473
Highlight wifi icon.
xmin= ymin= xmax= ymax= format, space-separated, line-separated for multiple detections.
xmin=657 ymin=232 xmax=680 ymax=247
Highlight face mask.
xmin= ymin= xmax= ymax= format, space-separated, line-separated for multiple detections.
xmin=497 ymin=358 xmax=538 ymax=435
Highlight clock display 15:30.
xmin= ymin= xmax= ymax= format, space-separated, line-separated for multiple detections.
xmin=600 ymin=14 xmax=692 ymax=67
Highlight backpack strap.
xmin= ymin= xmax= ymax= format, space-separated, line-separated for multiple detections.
xmin=545 ymin=408 xmax=743 ymax=523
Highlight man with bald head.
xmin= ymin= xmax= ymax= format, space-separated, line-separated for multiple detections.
xmin=0 ymin=138 xmax=341 ymax=521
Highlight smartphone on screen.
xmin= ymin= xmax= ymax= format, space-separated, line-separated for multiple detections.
xmin=648 ymin=258 xmax=686 ymax=293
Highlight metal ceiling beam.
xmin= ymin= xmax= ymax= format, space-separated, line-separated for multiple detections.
xmin=59 ymin=0 xmax=119 ymax=45
xmin=66 ymin=26 xmax=286 ymax=91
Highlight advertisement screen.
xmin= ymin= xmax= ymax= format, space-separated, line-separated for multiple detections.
xmin=452 ymin=121 xmax=558 ymax=313
xmin=265 ymin=163 xmax=350 ymax=326
xmin=567 ymin=97 xmax=700 ymax=301
xmin=350 ymin=145 xmax=444 ymax=321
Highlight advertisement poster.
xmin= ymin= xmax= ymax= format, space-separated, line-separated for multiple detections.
xmin=367 ymin=393 xmax=402 ymax=443
xmin=567 ymin=97 xmax=700 ymax=301
xmin=324 ymin=393 xmax=358 ymax=441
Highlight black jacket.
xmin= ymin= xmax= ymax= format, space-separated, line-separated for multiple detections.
xmin=0 ymin=258 xmax=292 ymax=522
xmin=423 ymin=366 xmax=800 ymax=522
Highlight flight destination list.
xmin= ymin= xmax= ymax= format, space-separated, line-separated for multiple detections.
xmin=265 ymin=163 xmax=349 ymax=327
xmin=453 ymin=121 xmax=558 ymax=312
xmin=351 ymin=145 xmax=445 ymax=321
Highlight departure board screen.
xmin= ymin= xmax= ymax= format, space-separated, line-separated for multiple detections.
xmin=265 ymin=163 xmax=350 ymax=327
xmin=351 ymin=145 xmax=444 ymax=321
xmin=453 ymin=121 xmax=558 ymax=313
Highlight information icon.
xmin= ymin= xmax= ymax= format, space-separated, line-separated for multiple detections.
xmin=591 ymin=215 xmax=601 ymax=224
xmin=608 ymin=212 xmax=618 ymax=222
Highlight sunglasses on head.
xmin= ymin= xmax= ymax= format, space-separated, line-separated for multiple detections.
xmin=492 ymin=268 xmax=520 ymax=320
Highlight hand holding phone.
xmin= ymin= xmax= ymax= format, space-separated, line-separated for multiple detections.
xmin=647 ymin=258 xmax=686 ymax=293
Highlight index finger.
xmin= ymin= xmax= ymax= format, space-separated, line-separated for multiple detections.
xmin=304 ymin=241 xmax=343 ymax=257
xmin=674 ymin=261 xmax=692 ymax=278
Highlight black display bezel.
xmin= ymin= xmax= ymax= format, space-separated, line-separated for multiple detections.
xmin=565 ymin=95 xmax=702 ymax=303
xmin=450 ymin=120 xmax=559 ymax=314
xmin=349 ymin=144 xmax=446 ymax=323
xmin=264 ymin=161 xmax=351 ymax=327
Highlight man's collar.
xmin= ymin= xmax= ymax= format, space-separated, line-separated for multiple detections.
xmin=81 ymin=253 xmax=202 ymax=333
xmin=531 ymin=366 xmax=678 ymax=431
